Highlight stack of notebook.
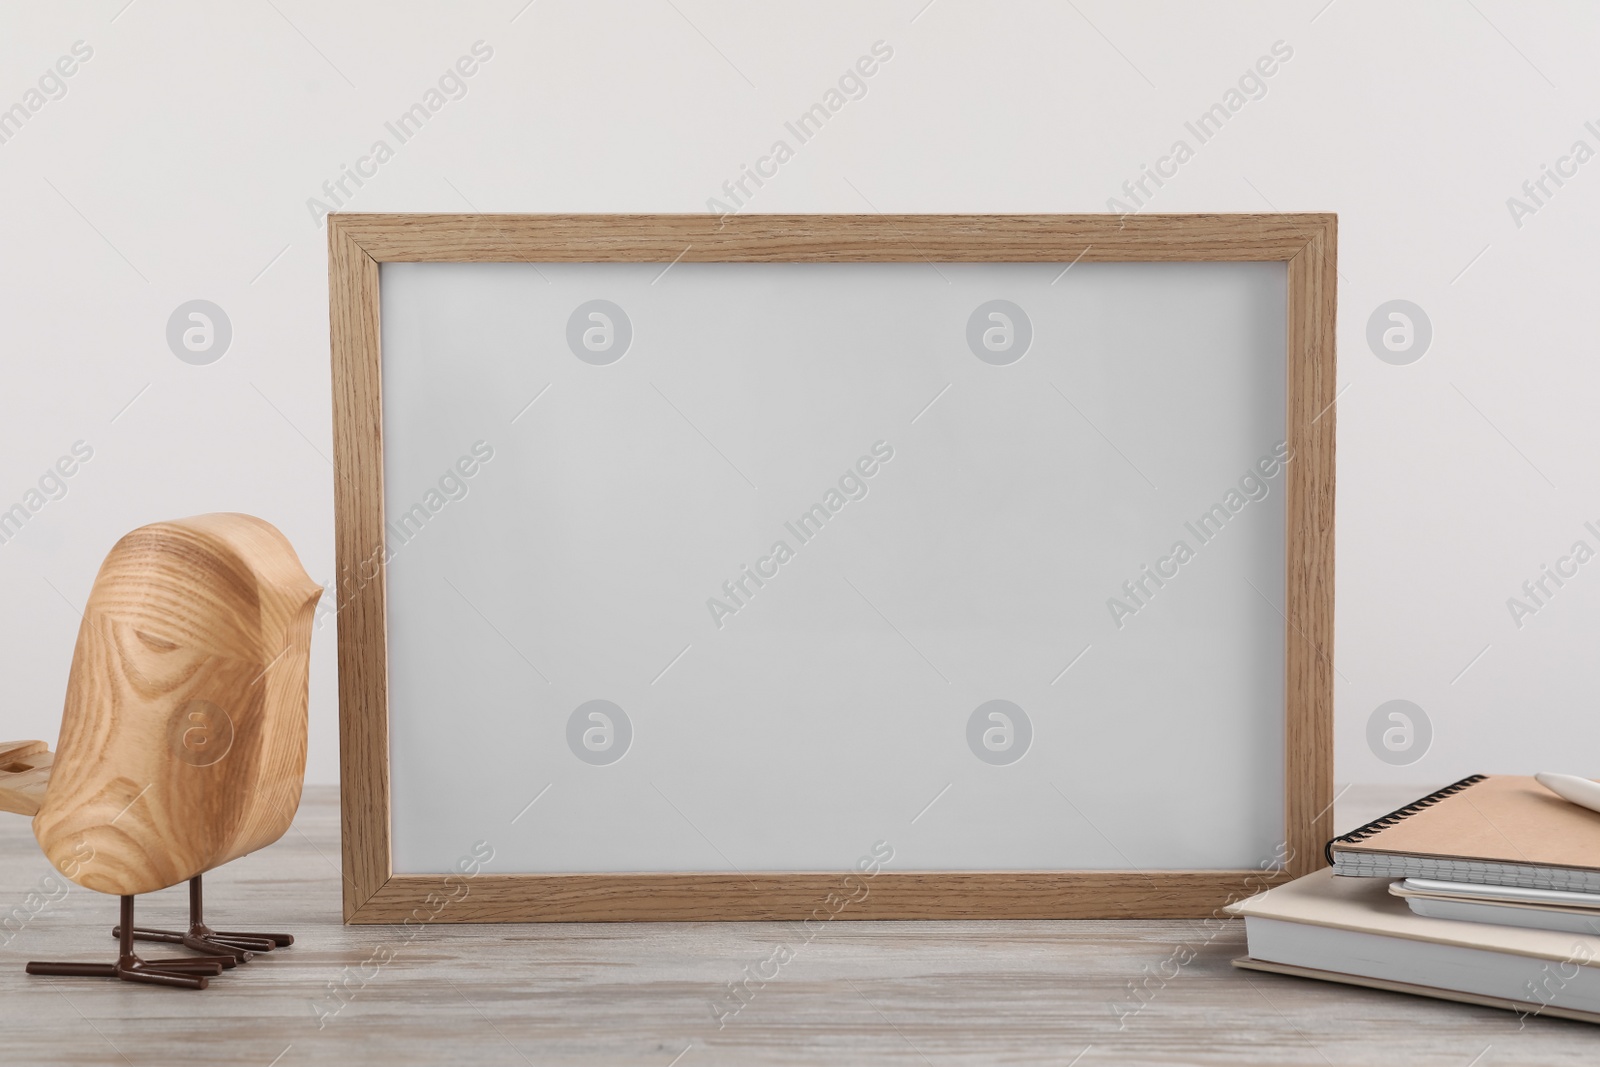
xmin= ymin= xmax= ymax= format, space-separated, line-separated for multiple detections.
xmin=1230 ymin=775 xmax=1600 ymax=1022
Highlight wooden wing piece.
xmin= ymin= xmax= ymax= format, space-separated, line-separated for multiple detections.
xmin=31 ymin=514 xmax=322 ymax=896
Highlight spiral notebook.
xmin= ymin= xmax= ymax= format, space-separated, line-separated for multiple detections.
xmin=1327 ymin=775 xmax=1600 ymax=892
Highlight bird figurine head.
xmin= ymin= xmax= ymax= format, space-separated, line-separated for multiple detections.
xmin=32 ymin=512 xmax=322 ymax=893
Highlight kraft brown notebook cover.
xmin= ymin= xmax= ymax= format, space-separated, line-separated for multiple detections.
xmin=1327 ymin=775 xmax=1600 ymax=891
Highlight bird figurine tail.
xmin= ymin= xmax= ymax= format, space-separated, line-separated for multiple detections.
xmin=0 ymin=740 xmax=54 ymax=817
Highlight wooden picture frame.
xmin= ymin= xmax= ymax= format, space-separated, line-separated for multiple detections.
xmin=328 ymin=213 xmax=1336 ymax=923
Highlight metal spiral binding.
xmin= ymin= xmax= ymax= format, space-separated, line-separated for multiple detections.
xmin=1323 ymin=774 xmax=1488 ymax=866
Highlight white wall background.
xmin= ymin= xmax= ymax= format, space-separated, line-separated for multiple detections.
xmin=1 ymin=0 xmax=1595 ymax=790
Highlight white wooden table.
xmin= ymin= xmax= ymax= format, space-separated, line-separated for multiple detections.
xmin=1 ymin=786 xmax=1594 ymax=1065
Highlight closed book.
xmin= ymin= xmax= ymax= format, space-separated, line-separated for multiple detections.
xmin=1326 ymin=775 xmax=1600 ymax=892
xmin=1228 ymin=868 xmax=1600 ymax=1022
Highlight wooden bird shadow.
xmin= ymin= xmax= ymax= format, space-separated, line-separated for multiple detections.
xmin=0 ymin=514 xmax=321 ymax=988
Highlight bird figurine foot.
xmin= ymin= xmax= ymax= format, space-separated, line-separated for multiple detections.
xmin=28 ymin=895 xmax=236 ymax=989
xmin=111 ymin=874 xmax=293 ymax=964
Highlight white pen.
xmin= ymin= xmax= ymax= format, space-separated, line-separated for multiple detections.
xmin=1535 ymin=772 xmax=1600 ymax=816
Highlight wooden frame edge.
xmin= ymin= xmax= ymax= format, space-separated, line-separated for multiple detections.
xmin=330 ymin=213 xmax=1335 ymax=922
xmin=345 ymin=870 xmax=1295 ymax=924
xmin=329 ymin=217 xmax=393 ymax=921
xmin=328 ymin=211 xmax=1335 ymax=263
xmin=1283 ymin=214 xmax=1337 ymax=879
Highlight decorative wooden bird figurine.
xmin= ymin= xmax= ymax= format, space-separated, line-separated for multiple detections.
xmin=0 ymin=514 xmax=321 ymax=988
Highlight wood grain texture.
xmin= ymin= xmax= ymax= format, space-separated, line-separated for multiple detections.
xmin=349 ymin=870 xmax=1291 ymax=924
xmin=328 ymin=213 xmax=1336 ymax=922
xmin=2 ymin=788 xmax=1593 ymax=1067
xmin=0 ymin=741 xmax=52 ymax=817
xmin=329 ymin=212 xmax=1334 ymax=264
xmin=28 ymin=514 xmax=321 ymax=896
xmin=1284 ymin=216 xmax=1338 ymax=879
xmin=328 ymin=222 xmax=392 ymax=923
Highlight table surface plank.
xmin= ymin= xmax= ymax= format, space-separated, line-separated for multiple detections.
xmin=0 ymin=784 xmax=1594 ymax=1066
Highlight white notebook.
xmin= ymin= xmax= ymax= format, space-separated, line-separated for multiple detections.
xmin=1391 ymin=878 xmax=1600 ymax=936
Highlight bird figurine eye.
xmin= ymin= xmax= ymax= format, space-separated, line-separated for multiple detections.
xmin=133 ymin=630 xmax=180 ymax=652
